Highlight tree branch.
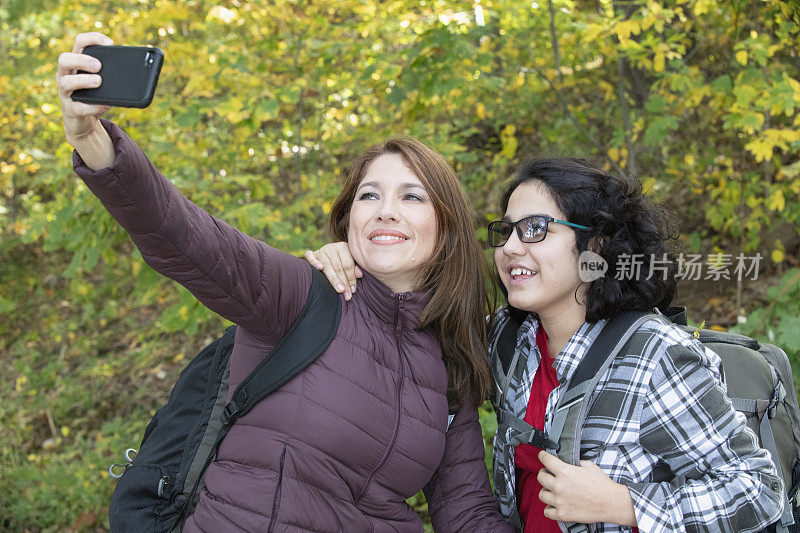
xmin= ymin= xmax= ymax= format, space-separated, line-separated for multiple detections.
xmin=617 ymin=55 xmax=637 ymax=177
xmin=548 ymin=0 xmax=563 ymax=86
xmin=519 ymin=66 xmax=626 ymax=176
xmin=543 ymin=0 xmax=625 ymax=176
xmin=610 ymin=0 xmax=643 ymax=176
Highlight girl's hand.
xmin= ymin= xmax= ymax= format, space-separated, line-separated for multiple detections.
xmin=304 ymin=242 xmax=362 ymax=301
xmin=537 ymin=450 xmax=637 ymax=527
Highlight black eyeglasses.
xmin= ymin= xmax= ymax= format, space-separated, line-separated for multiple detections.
xmin=487 ymin=215 xmax=590 ymax=247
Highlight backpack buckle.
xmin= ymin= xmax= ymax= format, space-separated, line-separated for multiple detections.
xmin=768 ymin=382 xmax=784 ymax=419
xmin=527 ymin=428 xmax=559 ymax=451
xmin=509 ymin=427 xmax=559 ymax=451
xmin=157 ymin=475 xmax=172 ymax=499
xmin=220 ymin=401 xmax=240 ymax=426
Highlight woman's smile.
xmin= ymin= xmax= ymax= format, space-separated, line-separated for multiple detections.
xmin=368 ymin=229 xmax=410 ymax=244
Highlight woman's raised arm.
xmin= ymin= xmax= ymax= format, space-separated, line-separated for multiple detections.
xmin=59 ymin=33 xmax=313 ymax=341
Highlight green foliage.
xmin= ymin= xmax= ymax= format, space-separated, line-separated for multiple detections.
xmin=732 ymin=269 xmax=800 ymax=391
xmin=1 ymin=0 xmax=799 ymax=530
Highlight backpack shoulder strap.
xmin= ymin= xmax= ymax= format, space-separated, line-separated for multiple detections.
xmin=487 ymin=309 xmax=524 ymax=378
xmin=488 ymin=309 xmax=527 ymax=411
xmin=546 ymin=312 xmax=662 ymax=533
xmin=224 ymin=267 xmax=342 ymax=423
xmin=497 ymin=314 xmax=522 ymax=376
xmin=550 ymin=311 xmax=660 ymax=465
xmin=494 ymin=310 xmax=660 ymax=458
xmin=181 ymin=267 xmax=341 ymax=519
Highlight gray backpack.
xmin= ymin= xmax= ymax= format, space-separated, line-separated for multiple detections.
xmin=492 ymin=308 xmax=800 ymax=533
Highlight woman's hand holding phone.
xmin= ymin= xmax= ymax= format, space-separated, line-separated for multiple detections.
xmin=56 ymin=32 xmax=115 ymax=170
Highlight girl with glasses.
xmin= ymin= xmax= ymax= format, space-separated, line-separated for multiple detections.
xmin=485 ymin=158 xmax=782 ymax=532
xmin=308 ymin=158 xmax=783 ymax=532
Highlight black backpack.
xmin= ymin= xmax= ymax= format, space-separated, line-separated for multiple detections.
xmin=107 ymin=268 xmax=341 ymax=532
xmin=492 ymin=307 xmax=800 ymax=533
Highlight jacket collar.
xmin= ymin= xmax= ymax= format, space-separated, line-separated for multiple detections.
xmin=355 ymin=266 xmax=433 ymax=332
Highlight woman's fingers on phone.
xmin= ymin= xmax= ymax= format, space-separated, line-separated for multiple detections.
xmin=57 ymin=34 xmax=111 ymax=144
xmin=58 ymin=52 xmax=98 ymax=77
xmin=59 ymin=73 xmax=102 ymax=94
xmin=70 ymin=101 xmax=110 ymax=117
xmin=72 ymin=32 xmax=113 ymax=54
xmin=56 ymin=52 xmax=109 ymax=118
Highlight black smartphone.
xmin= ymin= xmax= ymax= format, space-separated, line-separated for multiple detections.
xmin=72 ymin=45 xmax=164 ymax=108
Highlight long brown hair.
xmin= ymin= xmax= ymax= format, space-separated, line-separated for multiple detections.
xmin=328 ymin=137 xmax=493 ymax=410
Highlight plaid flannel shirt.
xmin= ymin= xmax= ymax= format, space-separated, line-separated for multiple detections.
xmin=489 ymin=307 xmax=784 ymax=533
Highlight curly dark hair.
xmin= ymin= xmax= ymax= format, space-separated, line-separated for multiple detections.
xmin=498 ymin=157 xmax=679 ymax=323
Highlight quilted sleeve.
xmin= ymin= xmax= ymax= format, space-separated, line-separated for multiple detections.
xmin=423 ymin=399 xmax=514 ymax=533
xmin=72 ymin=119 xmax=311 ymax=341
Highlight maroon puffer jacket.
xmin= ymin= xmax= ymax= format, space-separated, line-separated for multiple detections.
xmin=74 ymin=121 xmax=512 ymax=532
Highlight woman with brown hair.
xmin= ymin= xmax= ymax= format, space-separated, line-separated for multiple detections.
xmin=326 ymin=139 xmax=495 ymax=413
xmin=58 ymin=32 xmax=511 ymax=532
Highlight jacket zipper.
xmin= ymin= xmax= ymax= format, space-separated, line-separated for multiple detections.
xmin=394 ymin=293 xmax=406 ymax=338
xmin=266 ymin=444 xmax=287 ymax=533
xmin=355 ymin=293 xmax=409 ymax=505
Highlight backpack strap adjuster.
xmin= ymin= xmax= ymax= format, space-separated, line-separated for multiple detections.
xmin=157 ymin=475 xmax=172 ymax=499
xmin=768 ymin=381 xmax=784 ymax=420
xmin=220 ymin=401 xmax=240 ymax=427
xmin=509 ymin=427 xmax=559 ymax=452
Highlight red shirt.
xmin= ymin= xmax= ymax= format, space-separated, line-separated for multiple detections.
xmin=514 ymin=328 xmax=640 ymax=533
xmin=515 ymin=327 xmax=561 ymax=533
